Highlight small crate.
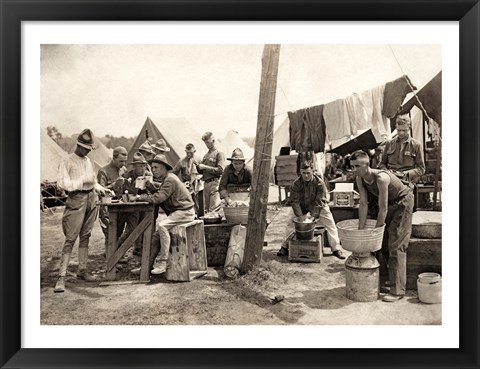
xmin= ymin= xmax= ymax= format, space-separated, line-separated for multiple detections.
xmin=166 ymin=220 xmax=207 ymax=282
xmin=288 ymin=236 xmax=323 ymax=263
xmin=329 ymin=183 xmax=358 ymax=207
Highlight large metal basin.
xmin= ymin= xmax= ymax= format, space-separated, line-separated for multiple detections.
xmin=337 ymin=219 xmax=385 ymax=254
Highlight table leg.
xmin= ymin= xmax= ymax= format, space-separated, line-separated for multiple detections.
xmin=140 ymin=212 xmax=154 ymax=282
xmin=106 ymin=211 xmax=118 ymax=281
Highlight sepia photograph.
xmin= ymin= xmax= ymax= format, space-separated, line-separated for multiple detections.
xmin=39 ymin=42 xmax=444 ymax=327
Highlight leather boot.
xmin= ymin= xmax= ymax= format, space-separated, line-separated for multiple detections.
xmin=77 ymin=247 xmax=96 ymax=281
xmin=78 ymin=246 xmax=89 ymax=271
xmin=58 ymin=251 xmax=71 ymax=278
xmin=77 ymin=269 xmax=97 ymax=281
xmin=54 ymin=276 xmax=65 ymax=293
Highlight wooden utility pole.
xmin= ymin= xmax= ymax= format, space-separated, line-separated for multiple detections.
xmin=241 ymin=44 xmax=281 ymax=274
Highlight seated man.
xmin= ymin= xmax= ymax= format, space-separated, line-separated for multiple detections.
xmin=219 ymin=148 xmax=252 ymax=205
xmin=350 ymin=150 xmax=414 ymax=302
xmin=131 ymin=154 xmax=195 ymax=275
xmin=380 ymin=115 xmax=425 ymax=183
xmin=277 ymin=162 xmax=346 ymax=260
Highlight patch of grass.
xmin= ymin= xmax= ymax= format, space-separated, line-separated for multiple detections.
xmin=233 ymin=260 xmax=292 ymax=293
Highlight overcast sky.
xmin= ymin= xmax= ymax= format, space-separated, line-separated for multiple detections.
xmin=41 ymin=44 xmax=441 ymax=140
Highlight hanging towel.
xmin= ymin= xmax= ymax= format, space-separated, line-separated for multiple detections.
xmin=345 ymin=93 xmax=371 ymax=136
xmin=361 ymin=85 xmax=391 ymax=142
xmin=323 ymin=98 xmax=352 ymax=141
xmin=382 ymin=75 xmax=417 ymax=118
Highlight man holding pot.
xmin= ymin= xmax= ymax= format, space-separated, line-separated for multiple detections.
xmin=277 ymin=161 xmax=345 ymax=260
xmin=350 ymin=150 xmax=414 ymax=302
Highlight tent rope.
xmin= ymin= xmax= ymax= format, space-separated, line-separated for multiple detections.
xmin=388 ymin=45 xmax=442 ymax=142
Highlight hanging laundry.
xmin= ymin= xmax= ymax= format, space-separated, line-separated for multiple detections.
xmin=361 ymin=85 xmax=391 ymax=142
xmin=304 ymin=105 xmax=326 ymax=153
xmin=345 ymin=93 xmax=371 ymax=136
xmin=382 ymin=75 xmax=417 ymax=118
xmin=288 ymin=105 xmax=326 ymax=153
xmin=411 ymin=106 xmax=424 ymax=152
xmin=323 ymin=98 xmax=352 ymax=141
xmin=288 ymin=110 xmax=303 ymax=151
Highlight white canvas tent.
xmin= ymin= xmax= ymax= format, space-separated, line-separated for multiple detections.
xmin=217 ymin=130 xmax=254 ymax=162
xmin=128 ymin=117 xmax=206 ymax=167
xmin=41 ymin=129 xmax=68 ymax=182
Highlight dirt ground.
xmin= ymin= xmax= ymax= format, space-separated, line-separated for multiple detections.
xmin=40 ymin=201 xmax=441 ymax=326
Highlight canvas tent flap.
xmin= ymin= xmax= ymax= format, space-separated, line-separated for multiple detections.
xmin=128 ymin=116 xmax=206 ymax=167
xmin=327 ymin=129 xmax=379 ymax=156
xmin=398 ymin=71 xmax=442 ymax=125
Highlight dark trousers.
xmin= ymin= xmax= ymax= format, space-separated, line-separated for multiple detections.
xmin=379 ymin=191 xmax=414 ymax=295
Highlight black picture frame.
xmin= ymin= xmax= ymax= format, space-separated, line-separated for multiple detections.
xmin=1 ymin=1 xmax=479 ymax=368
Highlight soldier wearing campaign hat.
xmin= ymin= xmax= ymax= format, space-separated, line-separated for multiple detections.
xmin=130 ymin=154 xmax=195 ymax=276
xmin=54 ymin=129 xmax=112 ymax=293
xmin=219 ymin=148 xmax=252 ymax=205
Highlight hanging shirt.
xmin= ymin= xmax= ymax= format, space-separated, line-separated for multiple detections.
xmin=323 ymin=98 xmax=352 ymax=141
xmin=345 ymin=93 xmax=371 ymax=136
xmin=380 ymin=136 xmax=425 ymax=181
xmin=382 ymin=75 xmax=416 ymax=118
xmin=361 ymin=85 xmax=391 ymax=142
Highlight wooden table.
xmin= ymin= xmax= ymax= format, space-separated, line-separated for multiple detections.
xmin=100 ymin=202 xmax=155 ymax=283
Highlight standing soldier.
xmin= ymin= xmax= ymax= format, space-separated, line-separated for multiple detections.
xmin=54 ymin=129 xmax=111 ymax=293
xmin=172 ymin=143 xmax=202 ymax=213
xmin=97 ymin=146 xmax=128 ymax=249
xmin=196 ymin=131 xmax=225 ymax=212
xmin=351 ymin=150 xmax=414 ymax=302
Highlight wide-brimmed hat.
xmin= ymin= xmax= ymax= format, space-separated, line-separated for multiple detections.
xmin=153 ymin=139 xmax=170 ymax=153
xmin=151 ymin=154 xmax=173 ymax=170
xmin=227 ymin=148 xmax=246 ymax=161
xmin=138 ymin=140 xmax=156 ymax=155
xmin=128 ymin=151 xmax=148 ymax=165
xmin=77 ymin=128 xmax=96 ymax=150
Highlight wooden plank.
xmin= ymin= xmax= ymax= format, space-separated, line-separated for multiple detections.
xmin=189 ymin=270 xmax=207 ymax=280
xmin=275 ymin=166 xmax=297 ymax=174
xmin=106 ymin=215 xmax=152 ymax=271
xmin=242 ymin=44 xmax=281 ymax=274
xmin=105 ymin=212 xmax=118 ymax=281
xmin=99 ymin=280 xmax=148 ymax=286
xmin=166 ymin=226 xmax=190 ymax=281
xmin=186 ymin=220 xmax=207 ymax=271
xmin=140 ymin=211 xmax=154 ymax=282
